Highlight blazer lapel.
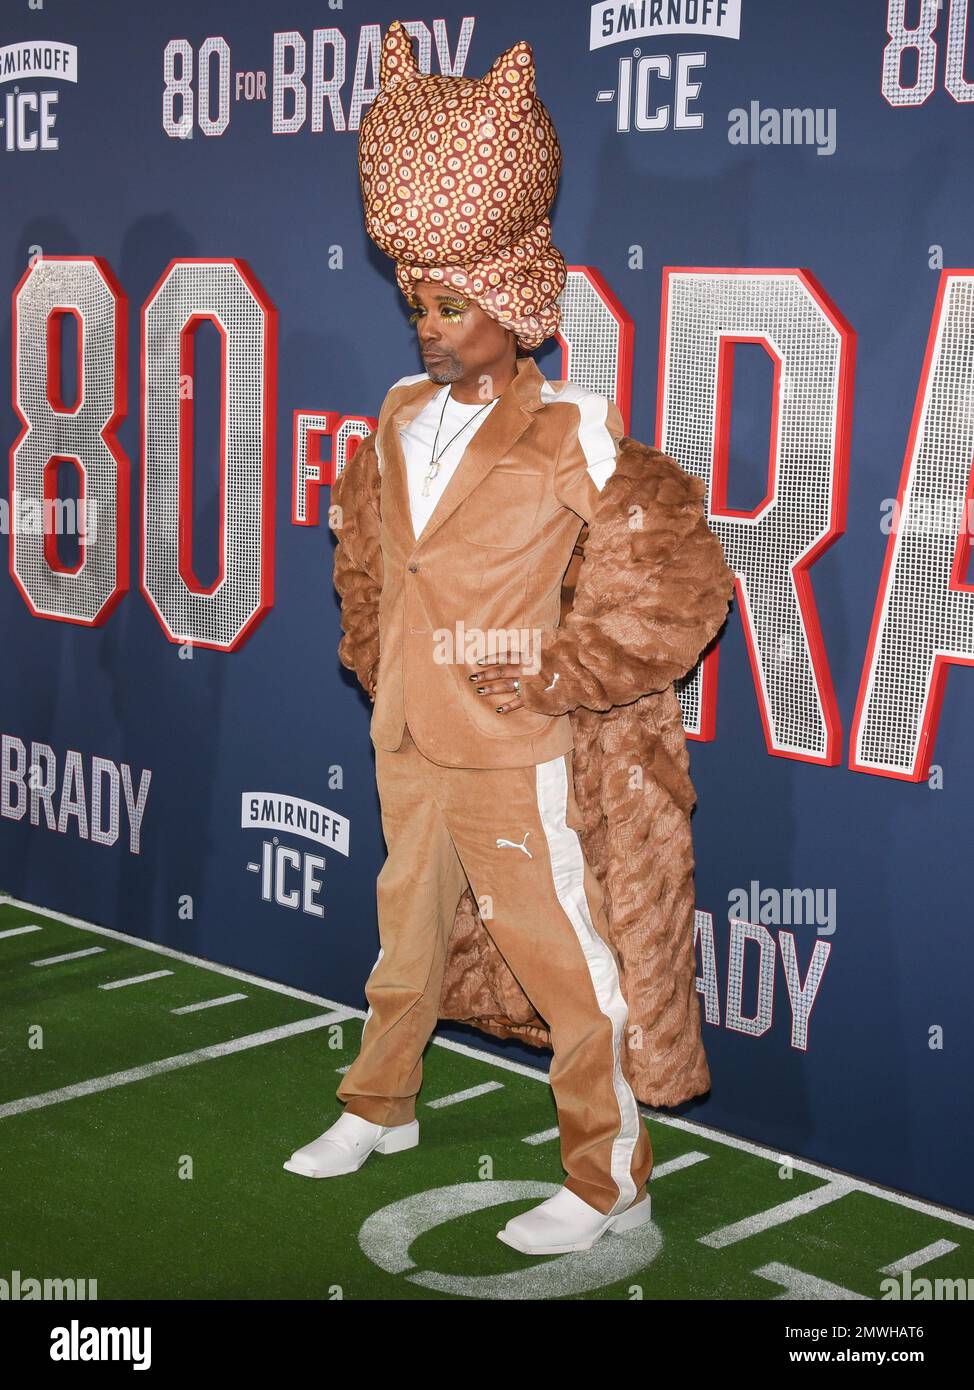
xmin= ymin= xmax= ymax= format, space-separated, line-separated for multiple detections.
xmin=380 ymin=356 xmax=545 ymax=551
xmin=378 ymin=377 xmax=439 ymax=552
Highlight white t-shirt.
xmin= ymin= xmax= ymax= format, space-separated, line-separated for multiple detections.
xmin=399 ymin=384 xmax=500 ymax=539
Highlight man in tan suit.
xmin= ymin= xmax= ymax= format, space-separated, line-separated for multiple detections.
xmin=284 ymin=278 xmax=655 ymax=1255
xmin=284 ymin=19 xmax=659 ymax=1256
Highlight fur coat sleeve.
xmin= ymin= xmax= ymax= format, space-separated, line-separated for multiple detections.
xmin=330 ymin=432 xmax=384 ymax=702
xmin=516 ymin=443 xmax=736 ymax=718
xmin=330 ymin=428 xmax=737 ymax=1108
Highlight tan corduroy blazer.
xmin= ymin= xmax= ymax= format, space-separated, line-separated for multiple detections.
xmin=361 ymin=355 xmax=625 ymax=768
xmin=330 ymin=370 xmax=739 ymax=1105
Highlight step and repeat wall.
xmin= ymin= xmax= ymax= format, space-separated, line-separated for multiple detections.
xmin=2 ymin=1 xmax=971 ymax=1214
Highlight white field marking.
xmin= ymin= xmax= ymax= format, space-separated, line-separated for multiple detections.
xmin=699 ymin=1178 xmax=859 ymax=1248
xmin=32 ymin=947 xmax=106 ymax=966
xmin=652 ymin=1151 xmax=710 ymax=1179
xmin=649 ymin=1109 xmax=974 ymax=1235
xmin=171 ymin=994 xmax=248 ymax=1015
xmin=754 ymin=1262 xmax=871 ymax=1301
xmin=522 ymin=1126 xmax=560 ymax=1145
xmin=879 ymin=1239 xmax=959 ymax=1274
xmin=420 ymin=1032 xmax=974 ymax=1233
xmin=0 ymin=923 xmax=43 ymax=939
xmin=0 ymin=894 xmax=359 ymax=1008
xmin=335 ymin=1064 xmax=351 ymax=1073
xmin=425 ymin=1081 xmax=505 ymax=1109
xmin=0 ymin=1014 xmax=347 ymax=1120
xmin=4 ymin=895 xmax=972 ymax=1234
xmin=98 ymin=970 xmax=174 ymax=990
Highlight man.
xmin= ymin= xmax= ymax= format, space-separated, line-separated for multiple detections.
xmin=282 ymin=20 xmax=732 ymax=1257
xmin=286 ymin=276 xmax=654 ymax=1254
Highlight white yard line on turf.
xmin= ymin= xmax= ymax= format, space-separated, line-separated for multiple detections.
xmin=0 ymin=1013 xmax=351 ymax=1119
xmin=699 ymin=1178 xmax=859 ymax=1247
xmin=0 ymin=923 xmax=42 ymax=939
xmin=408 ymin=1037 xmax=974 ymax=1232
xmin=172 ymin=994 xmax=248 ymax=1015
xmin=3 ymin=893 xmax=973 ymax=1234
xmin=98 ymin=970 xmax=174 ymax=990
xmin=0 ymin=894 xmax=360 ymax=1007
xmin=648 ymin=1108 xmax=974 ymax=1234
xmin=425 ymin=1081 xmax=505 ymax=1108
xmin=522 ymin=1126 xmax=560 ymax=1145
xmin=880 ymin=1240 xmax=959 ymax=1274
xmin=754 ymin=1262 xmax=871 ymax=1300
xmin=32 ymin=947 xmax=106 ymax=966
xmin=652 ymin=1151 xmax=710 ymax=1179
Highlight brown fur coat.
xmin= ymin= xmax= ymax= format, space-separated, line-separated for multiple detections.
xmin=331 ymin=430 xmax=736 ymax=1107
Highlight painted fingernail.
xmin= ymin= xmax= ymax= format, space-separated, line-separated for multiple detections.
xmin=495 ymin=706 xmax=504 ymax=713
xmin=476 ymin=687 xmax=485 ymax=693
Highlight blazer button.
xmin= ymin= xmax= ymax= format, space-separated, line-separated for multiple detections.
xmin=407 ymin=562 xmax=420 ymax=573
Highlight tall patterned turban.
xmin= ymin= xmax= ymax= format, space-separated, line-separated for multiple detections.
xmin=357 ymin=19 xmax=567 ymax=351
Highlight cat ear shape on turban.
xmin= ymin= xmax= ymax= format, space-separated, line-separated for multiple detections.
xmin=358 ymin=18 xmax=567 ymax=350
xmin=377 ymin=17 xmax=539 ymax=103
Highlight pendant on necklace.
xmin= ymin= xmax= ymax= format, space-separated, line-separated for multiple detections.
xmin=421 ymin=459 xmax=439 ymax=497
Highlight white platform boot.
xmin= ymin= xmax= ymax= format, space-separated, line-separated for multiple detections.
xmin=497 ymin=1185 xmax=652 ymax=1254
xmin=283 ymin=1111 xmax=419 ymax=1178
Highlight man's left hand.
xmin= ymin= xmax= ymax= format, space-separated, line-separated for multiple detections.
xmin=468 ymin=639 xmax=534 ymax=714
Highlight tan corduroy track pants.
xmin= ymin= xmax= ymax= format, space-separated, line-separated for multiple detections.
xmin=336 ymin=722 xmax=653 ymax=1216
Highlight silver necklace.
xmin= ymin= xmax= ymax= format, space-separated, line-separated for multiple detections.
xmin=421 ymin=387 xmax=499 ymax=497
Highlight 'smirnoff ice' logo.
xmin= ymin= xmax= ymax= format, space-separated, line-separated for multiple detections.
xmin=590 ymin=1 xmax=743 ymax=135
xmin=0 ymin=41 xmax=79 ymax=153
xmin=590 ymin=0 xmax=741 ymax=49
xmin=241 ymin=791 xmax=349 ymax=918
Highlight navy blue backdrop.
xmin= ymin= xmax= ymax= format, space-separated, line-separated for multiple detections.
xmin=2 ymin=1 xmax=972 ymax=1216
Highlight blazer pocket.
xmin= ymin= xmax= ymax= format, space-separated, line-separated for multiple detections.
xmin=459 ymin=470 xmax=546 ymax=549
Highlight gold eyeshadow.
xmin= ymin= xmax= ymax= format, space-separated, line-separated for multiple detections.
xmin=408 ymin=297 xmax=469 ymax=323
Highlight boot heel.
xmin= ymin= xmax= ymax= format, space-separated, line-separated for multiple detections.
xmin=608 ymin=1193 xmax=652 ymax=1235
xmin=374 ymin=1120 xmax=420 ymax=1154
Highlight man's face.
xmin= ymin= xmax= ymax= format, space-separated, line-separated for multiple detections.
xmin=407 ymin=279 xmax=515 ymax=397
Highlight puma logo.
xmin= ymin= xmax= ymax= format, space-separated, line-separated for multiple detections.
xmin=495 ymin=831 xmax=533 ymax=859
xmin=544 ymin=671 xmax=560 ymax=692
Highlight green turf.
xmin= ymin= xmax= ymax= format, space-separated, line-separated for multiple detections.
xmin=0 ymin=901 xmax=330 ymax=1099
xmin=2 ymin=900 xmax=972 ymax=1300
